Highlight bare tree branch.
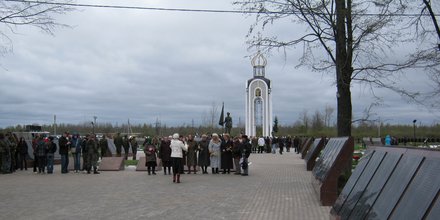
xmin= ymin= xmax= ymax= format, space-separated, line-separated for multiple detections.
xmin=0 ymin=0 xmax=74 ymax=56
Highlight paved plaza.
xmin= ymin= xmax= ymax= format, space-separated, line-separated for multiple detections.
xmin=0 ymin=152 xmax=330 ymax=220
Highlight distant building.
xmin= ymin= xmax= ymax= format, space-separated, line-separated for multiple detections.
xmin=25 ymin=125 xmax=42 ymax=132
xmin=245 ymin=51 xmax=273 ymax=137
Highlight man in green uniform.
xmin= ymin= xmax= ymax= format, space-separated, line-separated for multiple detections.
xmin=86 ymin=134 xmax=100 ymax=174
xmin=129 ymin=136 xmax=138 ymax=160
xmin=7 ymin=133 xmax=17 ymax=172
xmin=122 ymin=135 xmax=130 ymax=160
xmin=0 ymin=133 xmax=10 ymax=174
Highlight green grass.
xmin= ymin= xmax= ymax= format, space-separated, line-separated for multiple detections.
xmin=354 ymin=144 xmax=365 ymax=151
xmin=124 ymin=160 xmax=139 ymax=166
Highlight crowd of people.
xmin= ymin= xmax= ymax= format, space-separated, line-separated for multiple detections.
xmin=249 ymin=136 xmax=302 ymax=154
xmin=0 ymin=132 xmax=27 ymax=174
xmin=0 ymin=131 xmax=104 ymax=175
xmin=1 ymin=130 xmax=301 ymax=182
xmin=139 ymin=133 xmax=253 ymax=183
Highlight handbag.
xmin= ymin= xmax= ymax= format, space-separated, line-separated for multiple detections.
xmin=71 ymin=147 xmax=76 ymax=154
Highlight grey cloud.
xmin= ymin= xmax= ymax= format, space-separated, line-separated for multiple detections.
xmin=0 ymin=1 xmax=438 ymax=129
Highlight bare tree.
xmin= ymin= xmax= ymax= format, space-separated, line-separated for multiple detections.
xmin=208 ymin=101 xmax=219 ymax=129
xmin=311 ymin=110 xmax=324 ymax=131
xmin=201 ymin=110 xmax=209 ymax=127
xmin=323 ymin=104 xmax=335 ymax=127
xmin=409 ymin=0 xmax=440 ymax=108
xmin=299 ymin=109 xmax=309 ymax=132
xmin=421 ymin=0 xmax=440 ymax=47
xmin=1 ymin=0 xmax=73 ymax=56
xmin=235 ymin=0 xmax=439 ymax=136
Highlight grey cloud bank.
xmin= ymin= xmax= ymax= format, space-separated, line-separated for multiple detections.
xmin=0 ymin=1 xmax=438 ymax=128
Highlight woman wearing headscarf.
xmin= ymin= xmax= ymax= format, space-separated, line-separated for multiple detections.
xmin=170 ymin=133 xmax=187 ymax=183
xmin=144 ymin=143 xmax=157 ymax=175
xmin=186 ymin=135 xmax=198 ymax=174
xmin=208 ymin=133 xmax=221 ymax=174
xmin=197 ymin=134 xmax=210 ymax=174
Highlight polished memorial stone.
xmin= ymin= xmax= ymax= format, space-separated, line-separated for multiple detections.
xmin=331 ymin=150 xmax=373 ymax=214
xmin=304 ymin=138 xmax=326 ymax=171
xmin=348 ymin=152 xmax=401 ymax=219
xmin=389 ymin=157 xmax=440 ymax=220
xmin=330 ymin=146 xmax=440 ymax=220
xmin=99 ymin=157 xmax=125 ymax=171
xmin=311 ymin=136 xmax=354 ymax=206
xmin=300 ymin=137 xmax=314 ymax=159
xmin=425 ymin=194 xmax=440 ymax=220
xmin=365 ymin=153 xmax=423 ymax=220
xmin=339 ymin=150 xmax=387 ymax=219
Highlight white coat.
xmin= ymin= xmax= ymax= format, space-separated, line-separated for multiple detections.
xmin=170 ymin=139 xmax=187 ymax=158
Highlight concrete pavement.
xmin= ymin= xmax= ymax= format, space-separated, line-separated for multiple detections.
xmin=0 ymin=152 xmax=330 ymax=220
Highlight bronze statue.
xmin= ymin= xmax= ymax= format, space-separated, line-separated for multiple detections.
xmin=225 ymin=112 xmax=232 ymax=134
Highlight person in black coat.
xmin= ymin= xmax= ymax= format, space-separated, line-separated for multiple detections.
xmin=293 ymin=136 xmax=301 ymax=154
xmin=239 ymin=135 xmax=252 ymax=176
xmin=232 ymin=136 xmax=242 ymax=175
xmin=58 ymin=132 xmax=70 ymax=174
xmin=220 ymin=134 xmax=234 ymax=174
xmin=197 ymin=134 xmax=210 ymax=174
xmin=159 ymin=137 xmax=172 ymax=175
xmin=18 ymin=137 xmax=28 ymax=171
xmin=278 ymin=137 xmax=285 ymax=155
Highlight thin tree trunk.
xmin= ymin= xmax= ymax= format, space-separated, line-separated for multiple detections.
xmin=423 ymin=0 xmax=440 ymax=49
xmin=335 ymin=0 xmax=352 ymax=137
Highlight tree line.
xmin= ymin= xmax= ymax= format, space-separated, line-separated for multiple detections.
xmin=2 ymin=120 xmax=439 ymax=141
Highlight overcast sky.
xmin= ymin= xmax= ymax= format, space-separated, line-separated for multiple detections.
xmin=0 ymin=0 xmax=439 ymax=129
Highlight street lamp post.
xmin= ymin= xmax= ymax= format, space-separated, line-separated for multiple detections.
xmin=93 ymin=116 xmax=97 ymax=134
xmin=413 ymin=119 xmax=417 ymax=146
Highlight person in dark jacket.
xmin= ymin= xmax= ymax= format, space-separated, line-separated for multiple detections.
xmin=58 ymin=132 xmax=70 ymax=174
xmin=220 ymin=134 xmax=234 ymax=174
xmin=129 ymin=136 xmax=138 ymax=160
xmin=32 ymin=135 xmax=39 ymax=173
xmin=232 ymin=136 xmax=242 ymax=175
xmin=122 ymin=135 xmax=130 ymax=160
xmin=271 ymin=136 xmax=278 ymax=154
xmin=286 ymin=136 xmax=292 ymax=152
xmin=46 ymin=137 xmax=57 ymax=174
xmin=18 ymin=137 xmax=28 ymax=171
xmin=278 ymin=137 xmax=285 ymax=155
xmin=186 ymin=135 xmax=198 ymax=174
xmin=35 ymin=136 xmax=47 ymax=174
xmin=144 ymin=144 xmax=157 ymax=175
xmin=159 ymin=136 xmax=172 ymax=175
xmin=0 ymin=133 xmax=11 ymax=174
xmin=85 ymin=134 xmax=100 ymax=174
xmin=113 ymin=133 xmax=123 ymax=157
xmin=99 ymin=135 xmax=109 ymax=159
xmin=81 ymin=135 xmax=89 ymax=172
xmin=197 ymin=134 xmax=210 ymax=174
xmin=240 ymin=135 xmax=252 ymax=176
xmin=71 ymin=134 xmax=82 ymax=173
xmin=293 ymin=136 xmax=301 ymax=154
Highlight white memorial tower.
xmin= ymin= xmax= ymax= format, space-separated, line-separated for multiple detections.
xmin=245 ymin=51 xmax=273 ymax=137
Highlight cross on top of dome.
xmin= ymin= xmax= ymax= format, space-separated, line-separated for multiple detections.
xmin=251 ymin=51 xmax=267 ymax=67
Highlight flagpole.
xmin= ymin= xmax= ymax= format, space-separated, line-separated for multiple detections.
xmin=219 ymin=102 xmax=224 ymax=133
